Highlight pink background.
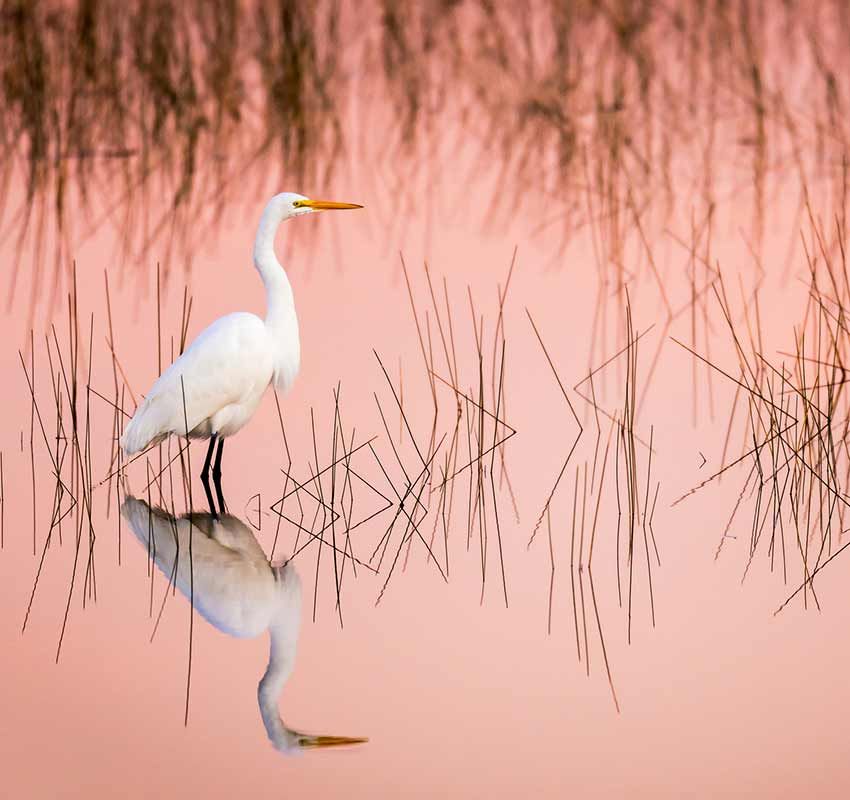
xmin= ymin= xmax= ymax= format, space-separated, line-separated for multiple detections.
xmin=2 ymin=47 xmax=850 ymax=799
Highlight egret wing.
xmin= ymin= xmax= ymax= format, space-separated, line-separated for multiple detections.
xmin=121 ymin=313 xmax=272 ymax=453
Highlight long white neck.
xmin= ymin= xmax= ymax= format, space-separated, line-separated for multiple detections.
xmin=257 ymin=616 xmax=300 ymax=752
xmin=253 ymin=204 xmax=297 ymax=330
xmin=253 ymin=202 xmax=301 ymax=390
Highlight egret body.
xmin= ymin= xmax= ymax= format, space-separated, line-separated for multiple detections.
xmin=120 ymin=193 xmax=362 ymax=506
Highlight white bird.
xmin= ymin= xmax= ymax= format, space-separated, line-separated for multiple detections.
xmin=121 ymin=496 xmax=367 ymax=753
xmin=120 ymin=193 xmax=362 ymax=508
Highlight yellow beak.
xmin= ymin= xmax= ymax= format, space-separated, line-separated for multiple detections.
xmin=301 ymin=199 xmax=363 ymax=211
xmin=299 ymin=734 xmax=369 ymax=749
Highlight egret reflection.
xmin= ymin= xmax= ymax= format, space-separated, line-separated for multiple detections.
xmin=121 ymin=496 xmax=367 ymax=754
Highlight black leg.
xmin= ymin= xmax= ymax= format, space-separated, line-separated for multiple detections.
xmin=212 ymin=437 xmax=226 ymax=513
xmin=201 ymin=434 xmax=217 ymax=479
xmin=200 ymin=434 xmax=218 ymax=517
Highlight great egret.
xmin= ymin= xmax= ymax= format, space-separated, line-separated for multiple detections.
xmin=121 ymin=496 xmax=367 ymax=753
xmin=120 ymin=193 xmax=362 ymax=508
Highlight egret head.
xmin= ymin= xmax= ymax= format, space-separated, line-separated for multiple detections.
xmin=270 ymin=191 xmax=362 ymax=220
xmin=253 ymin=191 xmax=363 ymax=273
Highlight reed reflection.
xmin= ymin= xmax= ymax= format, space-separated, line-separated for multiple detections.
xmin=121 ymin=496 xmax=368 ymax=754
xmin=5 ymin=0 xmax=848 ymax=308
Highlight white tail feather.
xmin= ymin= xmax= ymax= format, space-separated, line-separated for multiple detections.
xmin=121 ymin=396 xmax=168 ymax=455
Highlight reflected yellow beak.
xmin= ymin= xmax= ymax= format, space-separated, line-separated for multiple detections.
xmin=301 ymin=199 xmax=363 ymax=211
xmin=299 ymin=734 xmax=369 ymax=749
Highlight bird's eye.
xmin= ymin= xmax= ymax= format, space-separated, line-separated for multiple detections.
xmin=293 ymin=200 xmax=304 ymax=208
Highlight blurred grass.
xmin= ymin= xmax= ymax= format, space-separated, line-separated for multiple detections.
xmin=2 ymin=0 xmax=850 ymax=303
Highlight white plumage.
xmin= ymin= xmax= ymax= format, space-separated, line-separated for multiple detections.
xmin=120 ymin=192 xmax=361 ymax=481
xmin=121 ymin=312 xmax=275 ymax=453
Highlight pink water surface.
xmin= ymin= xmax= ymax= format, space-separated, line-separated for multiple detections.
xmin=1 ymin=115 xmax=849 ymax=800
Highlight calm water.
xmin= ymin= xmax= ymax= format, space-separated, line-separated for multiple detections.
xmin=3 ymin=7 xmax=850 ymax=797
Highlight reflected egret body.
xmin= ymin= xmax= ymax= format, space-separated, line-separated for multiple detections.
xmin=121 ymin=497 xmax=366 ymax=752
xmin=120 ymin=193 xmax=362 ymax=504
